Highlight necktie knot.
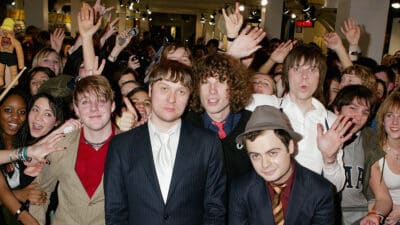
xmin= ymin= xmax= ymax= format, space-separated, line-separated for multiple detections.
xmin=212 ymin=120 xmax=227 ymax=139
xmin=272 ymin=183 xmax=287 ymax=195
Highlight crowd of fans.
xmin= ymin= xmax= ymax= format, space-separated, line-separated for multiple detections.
xmin=0 ymin=0 xmax=400 ymax=225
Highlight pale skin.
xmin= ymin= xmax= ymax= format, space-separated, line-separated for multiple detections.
xmin=324 ymin=32 xmax=353 ymax=69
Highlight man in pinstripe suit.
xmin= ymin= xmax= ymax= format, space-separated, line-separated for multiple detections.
xmin=104 ymin=60 xmax=226 ymax=225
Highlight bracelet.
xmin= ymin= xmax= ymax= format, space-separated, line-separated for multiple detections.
xmin=15 ymin=200 xmax=30 ymax=219
xmin=17 ymin=147 xmax=31 ymax=162
xmin=227 ymin=37 xmax=236 ymax=42
xmin=9 ymin=152 xmax=14 ymax=162
xmin=366 ymin=210 xmax=385 ymax=224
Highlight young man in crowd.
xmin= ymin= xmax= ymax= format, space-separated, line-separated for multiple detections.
xmin=247 ymin=44 xmax=353 ymax=191
xmin=185 ymin=53 xmax=253 ymax=182
xmin=104 ymin=60 xmax=226 ymax=225
xmin=230 ymin=105 xmax=336 ymax=225
xmin=331 ymin=85 xmax=391 ymax=225
xmin=29 ymin=75 xmax=117 ymax=225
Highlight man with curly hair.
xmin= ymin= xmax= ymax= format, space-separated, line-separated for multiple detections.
xmin=184 ymin=53 xmax=253 ymax=182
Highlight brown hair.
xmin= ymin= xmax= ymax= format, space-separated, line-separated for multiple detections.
xmin=147 ymin=60 xmax=193 ymax=90
xmin=377 ymin=91 xmax=400 ymax=146
xmin=282 ymin=44 xmax=327 ymax=101
xmin=191 ymin=54 xmax=252 ymax=113
xmin=341 ymin=64 xmax=377 ymax=91
xmin=73 ymin=75 xmax=115 ymax=104
xmin=160 ymin=43 xmax=193 ymax=64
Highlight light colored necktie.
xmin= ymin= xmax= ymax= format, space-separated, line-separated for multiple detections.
xmin=155 ymin=132 xmax=173 ymax=203
xmin=272 ymin=184 xmax=286 ymax=225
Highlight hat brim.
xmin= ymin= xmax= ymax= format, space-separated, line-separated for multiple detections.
xmin=235 ymin=125 xmax=302 ymax=146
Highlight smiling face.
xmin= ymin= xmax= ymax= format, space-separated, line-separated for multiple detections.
xmin=29 ymin=97 xmax=58 ymax=138
xmin=199 ymin=76 xmax=230 ymax=121
xmin=335 ymin=98 xmax=370 ymax=134
xmin=38 ymin=52 xmax=61 ymax=75
xmin=384 ymin=107 xmax=400 ymax=142
xmin=129 ymin=90 xmax=151 ymax=119
xmin=0 ymin=94 xmax=27 ymax=138
xmin=246 ymin=130 xmax=294 ymax=185
xmin=74 ymin=91 xmax=115 ymax=132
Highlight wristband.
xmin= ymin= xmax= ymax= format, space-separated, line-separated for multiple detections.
xmin=15 ymin=200 xmax=30 ymax=219
xmin=227 ymin=37 xmax=236 ymax=42
xmin=366 ymin=210 xmax=385 ymax=224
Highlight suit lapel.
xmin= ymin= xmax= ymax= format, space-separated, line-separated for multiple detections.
xmin=253 ymin=175 xmax=275 ymax=225
xmin=63 ymin=130 xmax=91 ymax=202
xmin=285 ymin=162 xmax=307 ymax=224
xmin=137 ymin=125 xmax=165 ymax=203
xmin=166 ymin=122 xmax=192 ymax=203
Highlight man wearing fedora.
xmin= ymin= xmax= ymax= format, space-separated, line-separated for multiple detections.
xmin=230 ymin=105 xmax=336 ymax=225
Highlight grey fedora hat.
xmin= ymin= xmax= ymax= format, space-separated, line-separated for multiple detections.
xmin=236 ymin=105 xmax=302 ymax=145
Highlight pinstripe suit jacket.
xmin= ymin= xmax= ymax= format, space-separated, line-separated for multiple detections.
xmin=29 ymin=129 xmax=106 ymax=225
xmin=104 ymin=121 xmax=226 ymax=225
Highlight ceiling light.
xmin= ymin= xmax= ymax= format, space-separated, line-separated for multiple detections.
xmin=393 ymin=1 xmax=400 ymax=8
xmin=291 ymin=13 xmax=296 ymax=19
xmin=261 ymin=0 xmax=268 ymax=6
xmin=239 ymin=5 xmax=245 ymax=11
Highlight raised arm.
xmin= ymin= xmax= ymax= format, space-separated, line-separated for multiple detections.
xmin=259 ymin=40 xmax=296 ymax=74
xmin=324 ymin=32 xmax=353 ymax=69
xmin=78 ymin=2 xmax=102 ymax=74
xmin=222 ymin=2 xmax=243 ymax=49
xmin=50 ymin=28 xmax=65 ymax=54
xmin=226 ymin=25 xmax=266 ymax=59
xmin=360 ymin=161 xmax=392 ymax=225
xmin=340 ymin=18 xmax=361 ymax=61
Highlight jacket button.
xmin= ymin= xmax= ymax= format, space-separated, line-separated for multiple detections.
xmin=163 ymin=215 xmax=169 ymax=220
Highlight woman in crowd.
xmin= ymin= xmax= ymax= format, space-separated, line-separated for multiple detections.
xmin=31 ymin=48 xmax=62 ymax=76
xmin=376 ymin=91 xmax=400 ymax=225
xmin=26 ymin=67 xmax=56 ymax=97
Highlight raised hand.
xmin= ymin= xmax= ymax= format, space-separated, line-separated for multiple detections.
xmin=100 ymin=18 xmax=119 ymax=47
xmin=93 ymin=0 xmax=114 ymax=18
xmin=81 ymin=56 xmax=106 ymax=77
xmin=340 ymin=17 xmax=361 ymax=46
xmin=227 ymin=25 xmax=266 ymax=59
xmin=50 ymin=28 xmax=65 ymax=53
xmin=78 ymin=2 xmax=102 ymax=39
xmin=116 ymin=97 xmax=139 ymax=132
xmin=317 ymin=115 xmax=354 ymax=165
xmin=324 ymin=32 xmax=344 ymax=51
xmin=222 ymin=2 xmax=243 ymax=38
xmin=270 ymin=40 xmax=297 ymax=63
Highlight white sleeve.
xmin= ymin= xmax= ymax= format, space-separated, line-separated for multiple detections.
xmin=322 ymin=149 xmax=346 ymax=192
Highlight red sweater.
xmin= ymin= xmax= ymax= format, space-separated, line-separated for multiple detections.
xmin=75 ymin=127 xmax=115 ymax=198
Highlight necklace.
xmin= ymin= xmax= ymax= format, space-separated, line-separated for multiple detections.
xmin=84 ymin=138 xmax=108 ymax=149
xmin=386 ymin=146 xmax=400 ymax=160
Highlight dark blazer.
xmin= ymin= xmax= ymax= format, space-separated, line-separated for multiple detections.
xmin=184 ymin=110 xmax=253 ymax=182
xmin=104 ymin=121 xmax=226 ymax=225
xmin=229 ymin=162 xmax=336 ymax=225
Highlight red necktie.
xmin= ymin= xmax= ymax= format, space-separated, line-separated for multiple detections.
xmin=212 ymin=121 xmax=227 ymax=139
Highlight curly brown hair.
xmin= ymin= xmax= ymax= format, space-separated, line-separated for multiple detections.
xmin=190 ymin=54 xmax=252 ymax=113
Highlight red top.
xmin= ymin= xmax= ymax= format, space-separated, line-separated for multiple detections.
xmin=267 ymin=161 xmax=296 ymax=216
xmin=75 ymin=127 xmax=115 ymax=198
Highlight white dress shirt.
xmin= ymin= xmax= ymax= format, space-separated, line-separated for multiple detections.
xmin=148 ymin=119 xmax=181 ymax=203
xmin=246 ymin=93 xmax=346 ymax=191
